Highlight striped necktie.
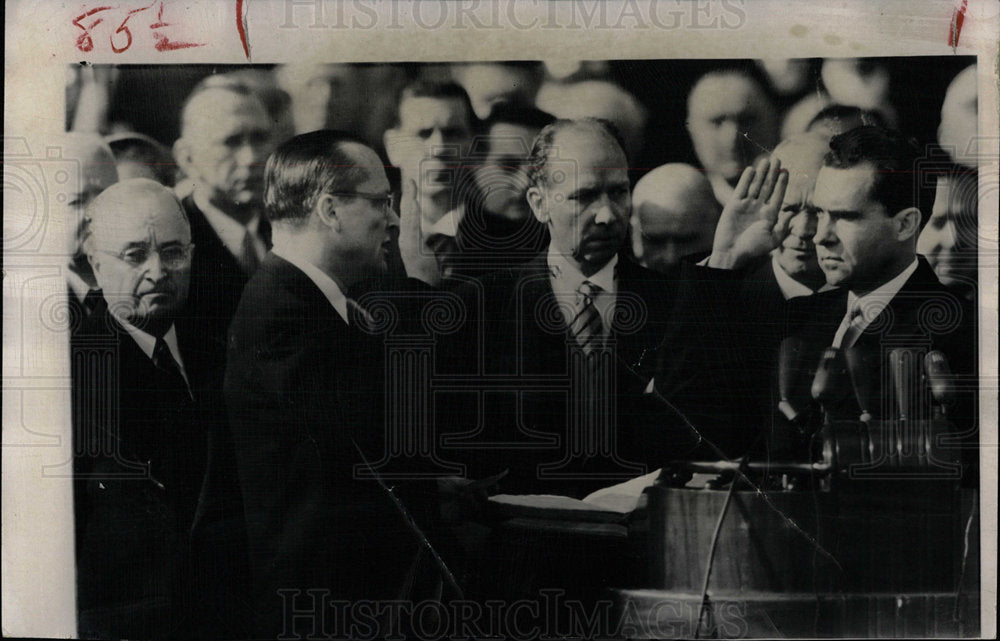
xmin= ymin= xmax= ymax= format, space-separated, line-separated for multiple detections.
xmin=570 ymin=280 xmax=604 ymax=354
xmin=836 ymin=304 xmax=866 ymax=349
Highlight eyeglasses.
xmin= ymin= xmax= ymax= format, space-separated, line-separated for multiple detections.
xmin=329 ymin=191 xmax=397 ymax=212
xmin=97 ymin=244 xmax=195 ymax=270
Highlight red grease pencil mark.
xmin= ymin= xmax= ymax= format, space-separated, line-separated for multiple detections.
xmin=948 ymin=0 xmax=968 ymax=49
xmin=236 ymin=0 xmax=250 ymax=59
xmin=152 ymin=32 xmax=203 ymax=51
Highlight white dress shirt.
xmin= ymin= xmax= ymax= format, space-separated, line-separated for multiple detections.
xmin=547 ymin=247 xmax=618 ymax=336
xmin=271 ymin=247 xmax=349 ymax=324
xmin=832 ymin=258 xmax=919 ymax=348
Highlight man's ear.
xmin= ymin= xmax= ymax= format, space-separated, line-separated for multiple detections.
xmin=172 ymin=138 xmax=196 ymax=179
xmin=894 ymin=206 xmax=922 ymax=242
xmin=526 ymin=185 xmax=549 ymax=224
xmin=383 ymin=128 xmax=402 ymax=168
xmin=314 ymin=193 xmax=340 ymax=231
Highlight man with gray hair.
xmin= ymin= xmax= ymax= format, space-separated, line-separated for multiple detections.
xmin=72 ymin=178 xmax=243 ymax=639
xmin=441 ymin=118 xmax=755 ymax=500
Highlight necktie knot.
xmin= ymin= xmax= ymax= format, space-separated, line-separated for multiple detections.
xmin=578 ymin=280 xmax=601 ymax=301
xmin=152 ymin=337 xmax=193 ymax=399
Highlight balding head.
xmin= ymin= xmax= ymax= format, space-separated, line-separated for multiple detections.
xmin=85 ymin=179 xmax=192 ymax=333
xmin=536 ymin=80 xmax=648 ymax=160
xmin=631 ymin=164 xmax=719 ymax=271
xmin=770 ymin=132 xmax=829 ymax=289
xmin=938 ymin=64 xmax=978 ymax=169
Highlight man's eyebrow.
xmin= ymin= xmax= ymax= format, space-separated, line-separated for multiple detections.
xmin=826 ymin=209 xmax=862 ymax=219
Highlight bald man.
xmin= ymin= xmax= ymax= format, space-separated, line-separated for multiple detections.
xmin=686 ymin=70 xmax=778 ymax=207
xmin=630 ymin=163 xmax=720 ymax=272
xmin=62 ymin=133 xmax=118 ymax=320
xmin=755 ymin=132 xmax=837 ymax=301
xmin=72 ymin=179 xmax=244 ymax=639
xmin=173 ymin=77 xmax=277 ymax=352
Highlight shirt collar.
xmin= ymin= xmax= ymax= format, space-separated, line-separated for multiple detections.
xmin=846 ymin=258 xmax=920 ymax=324
xmin=546 ymin=245 xmax=618 ymax=295
xmin=117 ymin=320 xmax=188 ymax=379
xmin=770 ymin=254 xmax=837 ymax=299
xmin=192 ymin=187 xmax=262 ymax=254
xmin=422 ymin=205 xmax=465 ymax=239
xmin=271 ymin=246 xmax=349 ymax=324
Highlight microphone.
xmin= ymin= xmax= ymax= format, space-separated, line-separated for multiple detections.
xmin=888 ymin=348 xmax=923 ymax=466
xmin=811 ymin=347 xmax=847 ymax=406
xmin=924 ymin=350 xmax=956 ymax=415
xmin=844 ymin=345 xmax=878 ymax=423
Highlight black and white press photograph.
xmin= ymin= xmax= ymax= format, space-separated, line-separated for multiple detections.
xmin=3 ymin=2 xmax=997 ymax=640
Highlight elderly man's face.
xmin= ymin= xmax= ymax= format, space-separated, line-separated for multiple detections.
xmin=917 ymin=173 xmax=978 ymax=291
xmin=474 ymin=121 xmax=540 ymax=220
xmin=687 ymin=74 xmax=775 ymax=183
xmin=88 ymin=186 xmax=192 ymax=330
xmin=178 ymin=90 xmax=274 ymax=208
xmin=812 ymin=165 xmax=901 ymax=293
xmin=775 ymin=168 xmax=823 ymax=282
xmin=390 ymin=97 xmax=473 ymax=198
xmin=528 ymin=127 xmax=630 ymax=275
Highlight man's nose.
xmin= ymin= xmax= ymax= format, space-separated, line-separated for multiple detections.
xmin=144 ymin=252 xmax=166 ymax=281
xmin=594 ymin=200 xmax=615 ymax=225
xmin=425 ymin=129 xmax=446 ymax=153
xmin=813 ymin=216 xmax=836 ymax=246
xmin=789 ymin=212 xmax=817 ymax=239
xmin=718 ymin=120 xmax=740 ymax=147
xmin=236 ymin=142 xmax=259 ymax=166
xmin=386 ymin=205 xmax=401 ymax=229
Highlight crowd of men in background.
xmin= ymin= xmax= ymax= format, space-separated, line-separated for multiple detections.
xmin=63 ymin=59 xmax=981 ymax=639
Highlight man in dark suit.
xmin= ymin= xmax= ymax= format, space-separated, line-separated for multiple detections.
xmin=713 ymin=126 xmax=976 ymax=478
xmin=72 ymin=178 xmax=245 ymax=639
xmin=439 ymin=119 xmax=757 ymax=499
xmin=225 ymin=131 xmax=446 ymax=639
xmin=172 ymin=75 xmax=277 ymax=354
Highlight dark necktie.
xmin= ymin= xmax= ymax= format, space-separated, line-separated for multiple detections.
xmin=240 ymin=228 xmax=261 ymax=275
xmin=570 ymin=280 xmax=604 ymax=354
xmin=152 ymin=337 xmax=193 ymax=400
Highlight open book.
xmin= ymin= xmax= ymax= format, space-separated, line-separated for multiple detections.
xmin=487 ymin=469 xmax=662 ymax=523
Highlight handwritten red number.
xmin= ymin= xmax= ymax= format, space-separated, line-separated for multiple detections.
xmin=72 ymin=6 xmax=112 ymax=53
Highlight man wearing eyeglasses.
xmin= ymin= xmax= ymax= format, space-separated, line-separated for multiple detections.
xmin=225 ymin=130 xmax=446 ymax=639
xmin=71 ymin=178 xmax=247 ymax=639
